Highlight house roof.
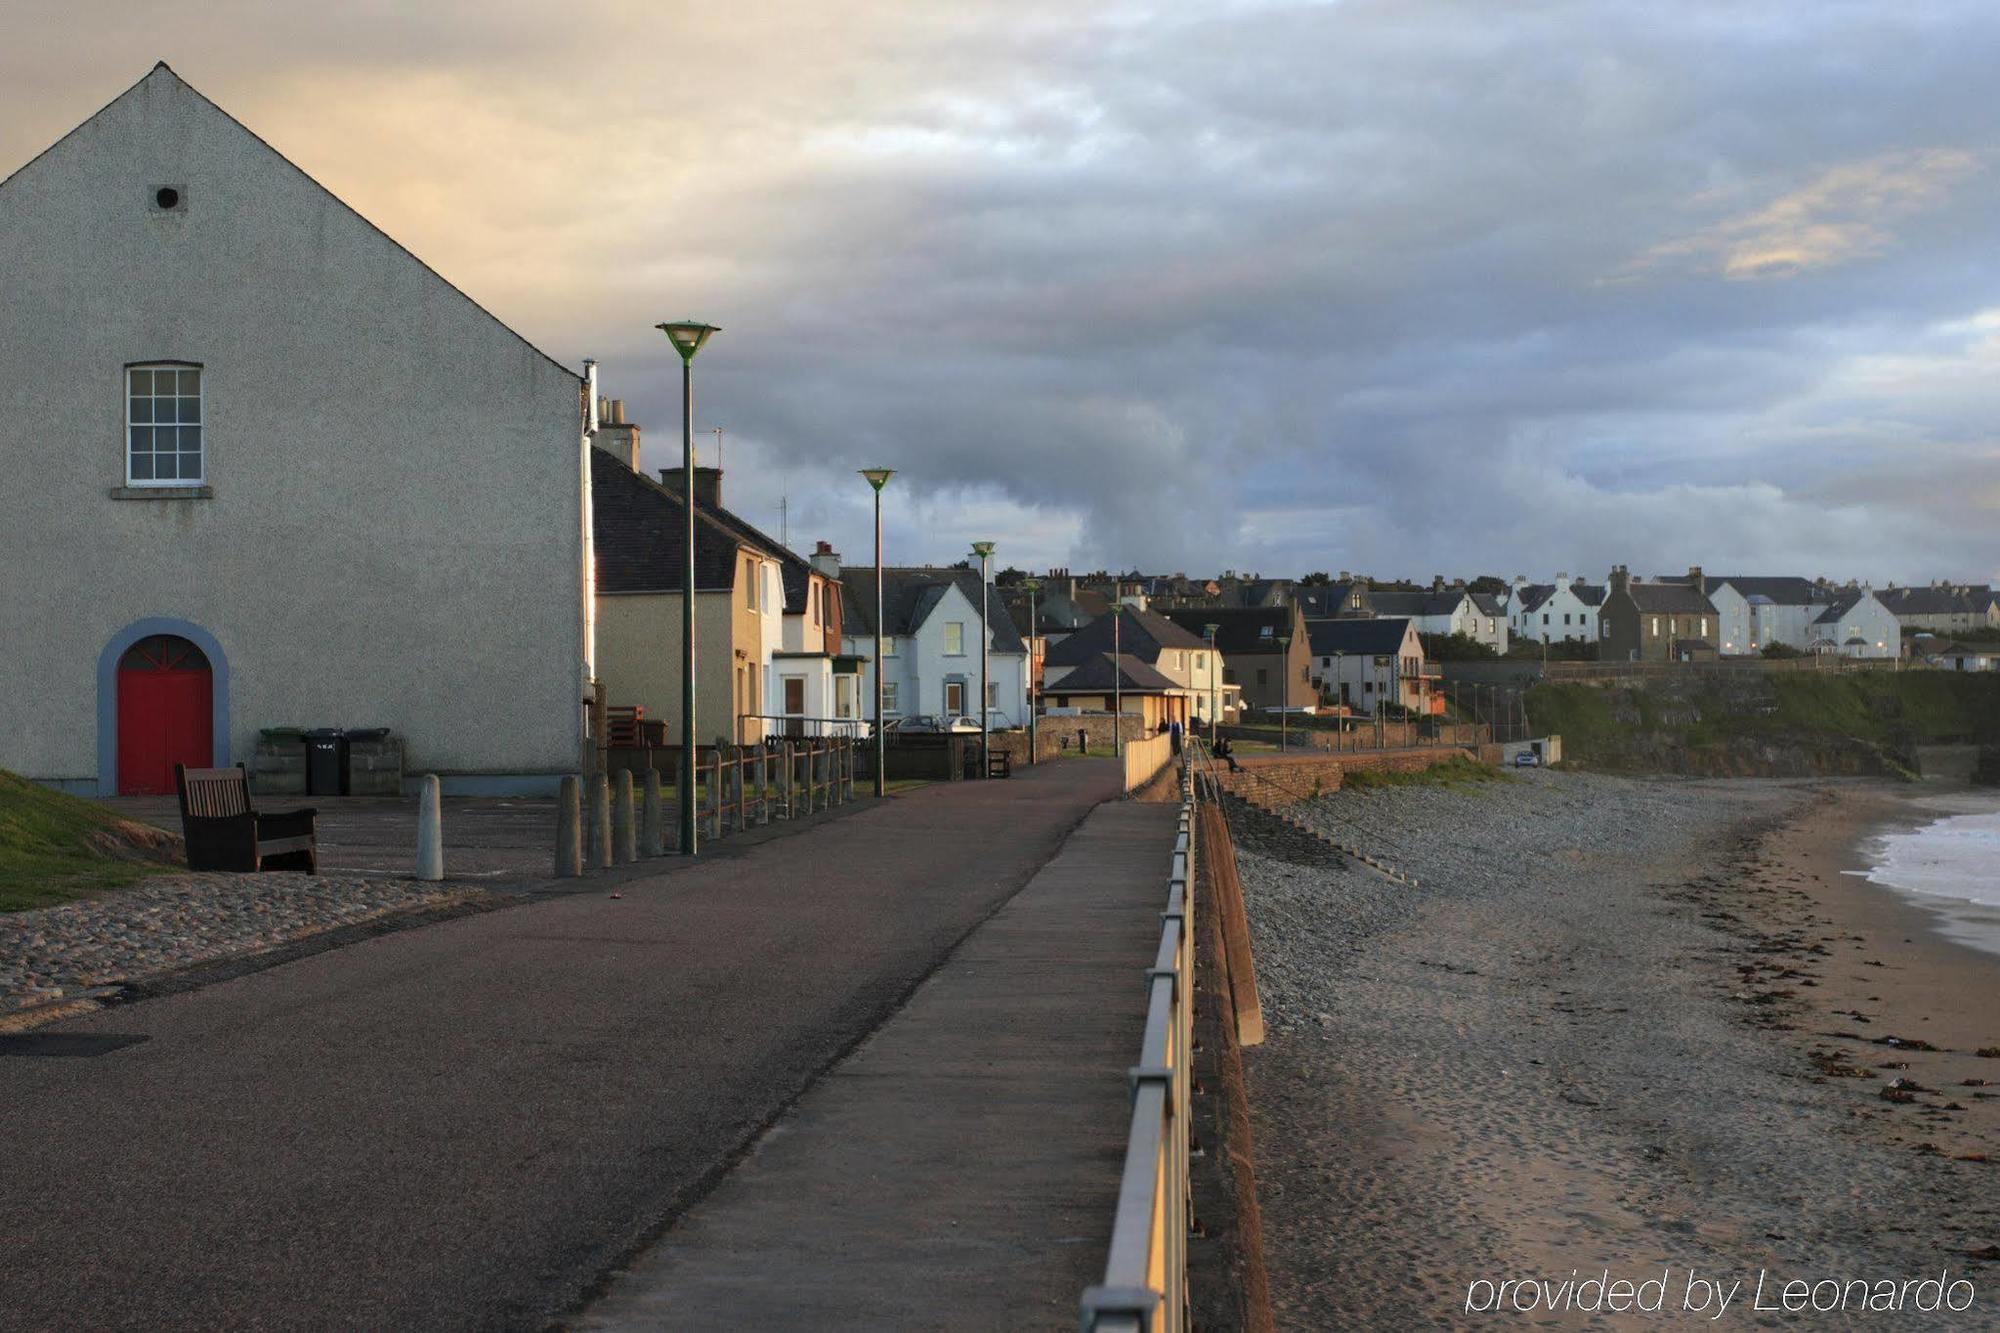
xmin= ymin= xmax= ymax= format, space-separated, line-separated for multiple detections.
xmin=1880 ymin=585 xmax=1995 ymax=616
xmin=1294 ymin=583 xmax=1369 ymax=618
xmin=1367 ymin=590 xmax=1468 ymax=618
xmin=1513 ymin=582 xmax=1603 ymax=613
xmin=690 ymin=488 xmax=821 ymax=614
xmin=1812 ymin=590 xmax=1880 ymax=625
xmin=837 ymin=567 xmax=1026 ymax=653
xmin=1305 ymin=618 xmax=1415 ymax=656
xmin=1045 ymin=606 xmax=1209 ymax=668
xmin=1155 ymin=607 xmax=1298 ymax=654
xmin=592 ymin=450 xmax=790 ymax=593
xmin=1708 ymin=576 xmax=1821 ymax=605
xmin=1470 ymin=592 xmax=1508 ymax=616
xmin=1620 ymin=581 xmax=1716 ymax=614
xmin=1047 ymin=652 xmax=1177 ymax=694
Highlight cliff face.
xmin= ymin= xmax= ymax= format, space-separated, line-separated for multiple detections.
xmin=1525 ymin=673 xmax=2000 ymax=781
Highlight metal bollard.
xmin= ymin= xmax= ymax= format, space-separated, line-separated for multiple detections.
xmin=612 ymin=769 xmax=636 ymax=864
xmin=587 ymin=773 xmax=611 ymax=870
xmin=416 ymin=773 xmax=444 ymax=881
xmin=555 ymin=774 xmax=582 ymax=877
xmin=641 ymin=768 xmax=664 ymax=856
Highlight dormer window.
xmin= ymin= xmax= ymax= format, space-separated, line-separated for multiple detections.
xmin=127 ymin=364 xmax=203 ymax=484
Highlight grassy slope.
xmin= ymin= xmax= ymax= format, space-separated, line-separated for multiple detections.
xmin=1340 ymin=754 xmax=1509 ymax=791
xmin=0 ymin=771 xmax=183 ymax=912
xmin=1526 ymin=672 xmax=2000 ymax=773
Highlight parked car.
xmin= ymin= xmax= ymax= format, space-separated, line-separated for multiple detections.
xmin=945 ymin=715 xmax=982 ymax=733
xmin=1513 ymin=750 xmax=1541 ymax=767
xmin=890 ymin=715 xmax=943 ymax=733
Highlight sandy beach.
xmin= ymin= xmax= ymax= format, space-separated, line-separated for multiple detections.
xmin=1235 ymin=769 xmax=2000 ymax=1328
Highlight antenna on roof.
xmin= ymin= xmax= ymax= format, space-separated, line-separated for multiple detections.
xmin=708 ymin=426 xmax=725 ymax=471
xmin=779 ymin=494 xmax=788 ymax=547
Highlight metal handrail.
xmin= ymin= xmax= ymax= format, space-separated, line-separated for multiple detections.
xmin=1081 ymin=762 xmax=1196 ymax=1332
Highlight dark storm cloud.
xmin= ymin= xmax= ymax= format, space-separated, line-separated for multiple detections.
xmin=7 ymin=1 xmax=1997 ymax=580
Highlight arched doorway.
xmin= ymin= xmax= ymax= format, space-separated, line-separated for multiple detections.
xmin=116 ymin=635 xmax=213 ymax=795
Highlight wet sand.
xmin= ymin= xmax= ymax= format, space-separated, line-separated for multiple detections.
xmin=1236 ymin=771 xmax=2000 ymax=1329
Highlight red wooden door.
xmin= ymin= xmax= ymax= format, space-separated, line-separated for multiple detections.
xmin=116 ymin=636 xmax=213 ymax=795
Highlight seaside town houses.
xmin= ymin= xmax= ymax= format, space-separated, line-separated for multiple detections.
xmin=833 ymin=562 xmax=1029 ymax=731
xmin=1158 ymin=607 xmax=1315 ymax=716
xmin=1304 ymin=617 xmax=1437 ymax=713
xmin=1039 ymin=607 xmax=1230 ymax=728
xmin=0 ymin=64 xmax=588 ymax=796
xmin=1506 ymin=574 xmax=1605 ymax=646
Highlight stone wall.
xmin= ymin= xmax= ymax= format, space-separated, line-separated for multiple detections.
xmin=1215 ymin=747 xmax=1498 ymax=805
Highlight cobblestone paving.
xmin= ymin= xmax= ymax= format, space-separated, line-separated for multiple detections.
xmin=1 ymin=874 xmax=481 ymax=1013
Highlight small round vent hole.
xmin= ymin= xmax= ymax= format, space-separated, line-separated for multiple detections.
xmin=155 ymin=187 xmax=180 ymax=210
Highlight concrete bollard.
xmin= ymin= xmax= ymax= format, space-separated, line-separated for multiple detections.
xmin=555 ymin=774 xmax=583 ymax=877
xmin=641 ymin=769 xmax=664 ymax=857
xmin=587 ymin=773 xmax=611 ymax=870
xmin=613 ymin=769 xmax=636 ymax=864
xmin=416 ymin=773 xmax=444 ymax=881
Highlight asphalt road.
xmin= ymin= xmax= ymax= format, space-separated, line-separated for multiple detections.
xmin=0 ymin=759 xmax=1121 ymax=1332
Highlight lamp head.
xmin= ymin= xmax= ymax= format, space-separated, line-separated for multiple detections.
xmin=860 ymin=467 xmax=895 ymax=491
xmin=1020 ymin=577 xmax=1041 ymax=593
xmin=656 ymin=320 xmax=721 ymax=363
xmin=970 ymin=540 xmax=996 ymax=560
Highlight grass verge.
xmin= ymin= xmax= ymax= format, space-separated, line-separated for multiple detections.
xmin=0 ymin=770 xmax=184 ymax=912
xmin=1340 ymin=755 xmax=1508 ymax=792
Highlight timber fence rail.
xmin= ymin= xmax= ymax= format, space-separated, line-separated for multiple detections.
xmin=557 ymin=737 xmax=858 ymax=874
xmin=1081 ymin=761 xmax=1197 ymax=1332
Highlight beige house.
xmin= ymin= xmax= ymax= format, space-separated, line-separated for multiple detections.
xmin=590 ymin=441 xmax=844 ymax=745
xmin=0 ymin=65 xmax=586 ymax=795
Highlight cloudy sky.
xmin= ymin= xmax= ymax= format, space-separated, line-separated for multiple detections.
xmin=8 ymin=2 xmax=1998 ymax=584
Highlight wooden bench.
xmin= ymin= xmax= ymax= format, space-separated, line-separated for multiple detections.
xmin=175 ymin=764 xmax=319 ymax=873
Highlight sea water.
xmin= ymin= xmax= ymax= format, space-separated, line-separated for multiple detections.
xmin=1863 ymin=804 xmax=2000 ymax=959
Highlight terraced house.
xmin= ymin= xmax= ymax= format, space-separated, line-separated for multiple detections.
xmin=0 ymin=65 xmax=587 ymax=795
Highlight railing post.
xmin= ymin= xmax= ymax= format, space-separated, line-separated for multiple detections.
xmin=781 ymin=740 xmax=795 ymax=818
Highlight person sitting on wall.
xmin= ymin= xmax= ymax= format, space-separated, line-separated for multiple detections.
xmin=1214 ymin=736 xmax=1243 ymax=773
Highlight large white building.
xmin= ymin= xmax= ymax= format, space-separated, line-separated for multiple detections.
xmin=0 ymin=65 xmax=587 ymax=795
xmin=1506 ymin=575 xmax=1604 ymax=645
xmin=836 ymin=565 xmax=1029 ymax=730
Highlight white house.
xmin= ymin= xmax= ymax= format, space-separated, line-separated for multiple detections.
xmin=837 ymin=566 xmax=1029 ymax=728
xmin=1807 ymin=589 xmax=1900 ymax=659
xmin=1507 ymin=575 xmax=1604 ymax=645
xmin=0 ymin=65 xmax=585 ymax=795
xmin=1370 ymin=589 xmax=1507 ymax=653
xmin=1305 ymin=618 xmax=1432 ymax=713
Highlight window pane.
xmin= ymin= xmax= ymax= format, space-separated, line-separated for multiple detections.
xmin=130 ymin=453 xmax=155 ymax=481
xmin=130 ymin=369 xmax=153 ymax=394
xmin=158 ymin=451 xmax=183 ymax=480
xmin=131 ymin=398 xmax=153 ymax=423
xmin=179 ymin=395 xmax=201 ymax=423
xmin=129 ymin=426 xmax=153 ymax=453
xmin=178 ymin=369 xmax=201 ymax=394
xmin=179 ymin=451 xmax=202 ymax=480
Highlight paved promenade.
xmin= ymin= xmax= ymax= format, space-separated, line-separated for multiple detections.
xmin=0 ymin=759 xmax=1133 ymax=1331
xmin=580 ymin=800 xmax=1180 ymax=1331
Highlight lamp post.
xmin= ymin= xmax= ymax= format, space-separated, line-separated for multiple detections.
xmin=861 ymin=468 xmax=894 ymax=797
xmin=1112 ymin=605 xmax=1123 ymax=759
xmin=971 ymin=541 xmax=995 ymax=777
xmin=1204 ymin=623 xmax=1219 ymax=747
xmin=656 ymin=319 xmax=720 ymax=857
xmin=1276 ymin=631 xmax=1291 ymax=753
xmin=1021 ymin=577 xmax=1041 ymax=765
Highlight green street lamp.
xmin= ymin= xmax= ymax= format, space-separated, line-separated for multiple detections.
xmin=1204 ymin=623 xmax=1220 ymax=746
xmin=1021 ymin=577 xmax=1041 ymax=765
xmin=656 ymin=319 xmax=720 ymax=856
xmin=1276 ymin=631 xmax=1291 ymax=753
xmin=861 ymin=468 xmax=894 ymax=796
xmin=970 ymin=541 xmax=995 ymax=777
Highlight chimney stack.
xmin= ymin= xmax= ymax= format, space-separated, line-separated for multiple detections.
xmin=1609 ymin=565 xmax=1630 ymax=596
xmin=1687 ymin=564 xmax=1705 ymax=592
xmin=591 ymin=394 xmax=641 ymax=470
xmin=657 ymin=464 xmax=722 ymax=509
xmin=811 ymin=541 xmax=840 ymax=579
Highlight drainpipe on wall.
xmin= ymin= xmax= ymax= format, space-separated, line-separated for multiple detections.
xmin=579 ymin=359 xmax=600 ymax=772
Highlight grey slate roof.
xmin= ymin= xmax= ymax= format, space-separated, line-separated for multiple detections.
xmin=1047 ymin=652 xmax=1177 ymax=693
xmin=1155 ymin=607 xmax=1295 ymax=655
xmin=1621 ymin=581 xmax=1717 ymax=614
xmin=1305 ymin=618 xmax=1415 ymax=656
xmin=1045 ymin=607 xmax=1210 ymax=668
xmin=1470 ymin=593 xmax=1508 ymax=616
xmin=1514 ymin=583 xmax=1602 ymax=613
xmin=592 ymin=449 xmax=772 ymax=593
xmin=1367 ymin=590 xmax=1468 ymax=618
xmin=1707 ymin=576 xmax=1821 ymax=605
xmin=837 ymin=567 xmax=1026 ymax=653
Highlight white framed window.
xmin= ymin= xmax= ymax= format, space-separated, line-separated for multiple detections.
xmin=885 ymin=636 xmax=899 ymax=657
xmin=944 ymin=622 xmax=965 ymax=655
xmin=127 ymin=364 xmax=203 ymax=485
xmin=882 ymin=681 xmax=900 ymax=714
xmin=1650 ymin=617 xmax=1660 ymax=636
xmin=986 ymin=681 xmax=998 ymax=709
